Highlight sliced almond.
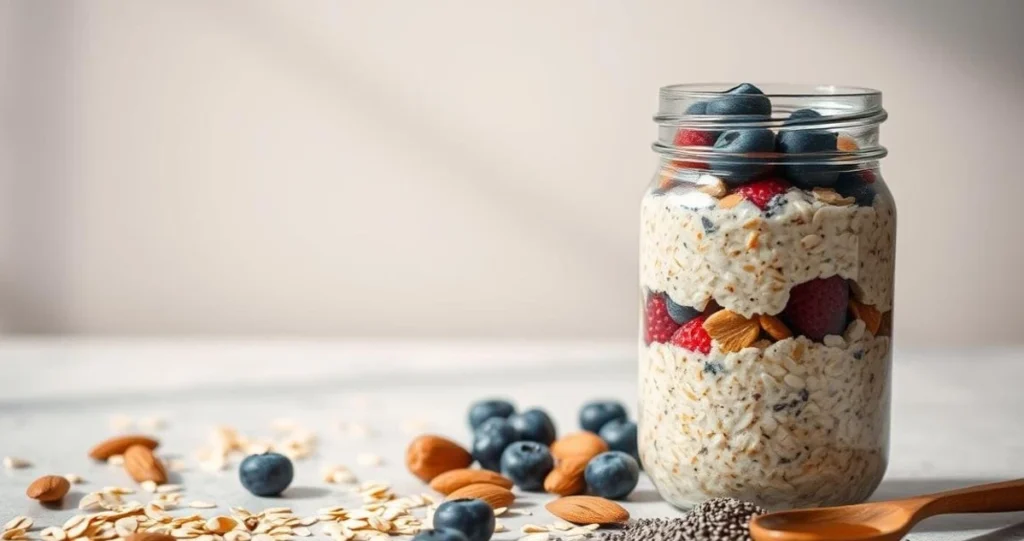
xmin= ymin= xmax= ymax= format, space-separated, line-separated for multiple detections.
xmin=549 ymin=432 xmax=608 ymax=462
xmin=429 ymin=469 xmax=513 ymax=495
xmin=703 ymin=309 xmax=761 ymax=353
xmin=812 ymin=187 xmax=855 ymax=206
xmin=757 ymin=314 xmax=793 ymax=341
xmin=545 ymin=496 xmax=629 ymax=525
xmin=849 ymin=300 xmax=883 ymax=335
xmin=697 ymin=176 xmax=727 ymax=198
xmin=837 ymin=134 xmax=859 ymax=152
xmin=446 ymin=483 xmax=514 ymax=509
xmin=543 ymin=455 xmax=588 ymax=496
xmin=718 ymin=193 xmax=744 ymax=209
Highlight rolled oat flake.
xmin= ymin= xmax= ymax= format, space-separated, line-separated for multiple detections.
xmin=601 ymin=498 xmax=767 ymax=541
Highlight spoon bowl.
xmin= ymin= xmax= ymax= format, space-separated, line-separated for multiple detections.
xmin=749 ymin=479 xmax=1024 ymax=541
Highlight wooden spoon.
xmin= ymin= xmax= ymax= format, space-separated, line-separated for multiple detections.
xmin=749 ymin=479 xmax=1024 ymax=541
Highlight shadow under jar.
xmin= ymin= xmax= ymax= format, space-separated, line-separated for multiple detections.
xmin=638 ymin=83 xmax=895 ymax=510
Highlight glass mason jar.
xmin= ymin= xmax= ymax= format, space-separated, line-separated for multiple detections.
xmin=638 ymin=83 xmax=894 ymax=510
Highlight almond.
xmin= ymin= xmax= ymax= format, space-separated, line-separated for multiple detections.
xmin=88 ymin=435 xmax=159 ymax=460
xmin=849 ymin=300 xmax=882 ymax=335
xmin=719 ymin=193 xmax=744 ymax=209
xmin=703 ymin=309 xmax=760 ymax=353
xmin=550 ymin=432 xmax=608 ymax=461
xmin=757 ymin=314 xmax=793 ymax=341
xmin=545 ymin=495 xmax=629 ymax=525
xmin=446 ymin=483 xmax=515 ymax=509
xmin=126 ymin=534 xmax=176 ymax=541
xmin=543 ymin=455 xmax=588 ymax=496
xmin=405 ymin=435 xmax=473 ymax=482
xmin=429 ymin=469 xmax=513 ymax=494
xmin=25 ymin=475 xmax=70 ymax=502
xmin=837 ymin=134 xmax=859 ymax=152
xmin=123 ymin=445 xmax=167 ymax=484
xmin=812 ymin=187 xmax=855 ymax=206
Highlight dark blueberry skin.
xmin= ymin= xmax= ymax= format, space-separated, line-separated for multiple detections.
xmin=585 ymin=451 xmax=640 ymax=500
xmin=579 ymin=401 xmax=628 ymax=433
xmin=665 ymin=296 xmax=701 ymax=325
xmin=239 ymin=452 xmax=294 ymax=497
xmin=472 ymin=417 xmax=520 ymax=471
xmin=778 ymin=108 xmax=839 ymax=188
xmin=411 ymin=529 xmax=470 ymax=541
xmin=835 ymin=171 xmax=877 ymax=207
xmin=685 ymin=101 xmax=708 ymax=115
xmin=705 ymin=83 xmax=771 ymax=117
xmin=599 ymin=419 xmax=639 ymax=464
xmin=711 ymin=129 xmax=776 ymax=185
xmin=468 ymin=399 xmax=516 ymax=430
xmin=432 ymin=499 xmax=495 ymax=541
xmin=507 ymin=408 xmax=556 ymax=445
xmin=500 ymin=441 xmax=554 ymax=491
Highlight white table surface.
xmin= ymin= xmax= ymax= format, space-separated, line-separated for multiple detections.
xmin=1 ymin=339 xmax=1023 ymax=541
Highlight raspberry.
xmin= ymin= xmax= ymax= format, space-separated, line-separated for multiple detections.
xmin=644 ymin=294 xmax=680 ymax=345
xmin=673 ymin=129 xmax=717 ymax=147
xmin=733 ymin=178 xmax=791 ymax=210
xmin=669 ymin=315 xmax=711 ymax=354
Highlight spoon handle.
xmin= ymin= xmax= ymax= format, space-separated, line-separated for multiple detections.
xmin=920 ymin=478 xmax=1024 ymax=516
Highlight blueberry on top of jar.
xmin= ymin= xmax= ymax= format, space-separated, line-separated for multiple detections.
xmin=712 ymin=129 xmax=776 ymax=185
xmin=777 ymin=108 xmax=840 ymax=188
xmin=705 ymin=83 xmax=772 ymax=117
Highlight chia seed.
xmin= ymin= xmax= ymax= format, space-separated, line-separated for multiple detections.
xmin=599 ymin=498 xmax=766 ymax=541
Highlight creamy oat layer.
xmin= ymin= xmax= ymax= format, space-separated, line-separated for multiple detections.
xmin=638 ymin=319 xmax=890 ymax=510
xmin=640 ymin=186 xmax=895 ymax=318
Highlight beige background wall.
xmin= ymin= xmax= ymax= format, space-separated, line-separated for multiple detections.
xmin=1 ymin=0 xmax=1023 ymax=345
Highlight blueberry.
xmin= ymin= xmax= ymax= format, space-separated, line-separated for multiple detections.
xmin=507 ymin=408 xmax=556 ymax=444
xmin=239 ymin=452 xmax=293 ymax=497
xmin=432 ymin=499 xmax=495 ymax=541
xmin=685 ymin=101 xmax=708 ymax=115
xmin=598 ymin=420 xmax=639 ymax=464
xmin=411 ymin=530 xmax=470 ymax=541
xmin=711 ymin=129 xmax=776 ymax=185
xmin=585 ymin=451 xmax=640 ymax=500
xmin=665 ymin=297 xmax=701 ymax=325
xmin=468 ymin=399 xmax=515 ymax=430
xmin=500 ymin=441 xmax=554 ymax=491
xmin=579 ymin=401 xmax=628 ymax=433
xmin=472 ymin=417 xmax=520 ymax=471
xmin=777 ymin=109 xmax=839 ymax=188
xmin=705 ymin=83 xmax=771 ymax=117
xmin=835 ymin=172 xmax=877 ymax=207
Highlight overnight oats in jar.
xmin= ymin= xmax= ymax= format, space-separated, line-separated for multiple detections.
xmin=638 ymin=83 xmax=894 ymax=510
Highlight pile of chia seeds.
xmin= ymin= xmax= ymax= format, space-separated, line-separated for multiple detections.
xmin=600 ymin=498 xmax=767 ymax=541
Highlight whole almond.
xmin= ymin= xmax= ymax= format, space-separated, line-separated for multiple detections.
xmin=123 ymin=445 xmax=167 ymax=484
xmin=25 ymin=475 xmax=70 ymax=502
xmin=703 ymin=309 xmax=760 ymax=353
xmin=89 ymin=435 xmax=159 ymax=460
xmin=849 ymin=300 xmax=882 ymax=335
xmin=430 ymin=469 xmax=513 ymax=494
xmin=543 ymin=455 xmax=588 ymax=496
xmin=126 ymin=534 xmax=176 ymax=541
xmin=546 ymin=495 xmax=629 ymax=525
xmin=405 ymin=435 xmax=473 ymax=482
xmin=446 ymin=483 xmax=515 ymax=509
xmin=757 ymin=314 xmax=793 ymax=341
xmin=550 ymin=432 xmax=608 ymax=461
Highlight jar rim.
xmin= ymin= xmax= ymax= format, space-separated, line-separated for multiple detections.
xmin=660 ymin=83 xmax=882 ymax=99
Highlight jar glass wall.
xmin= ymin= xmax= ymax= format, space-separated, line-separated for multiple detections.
xmin=638 ymin=83 xmax=895 ymax=510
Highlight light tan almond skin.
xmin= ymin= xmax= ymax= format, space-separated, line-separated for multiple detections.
xmin=703 ymin=309 xmax=761 ymax=353
xmin=757 ymin=314 xmax=793 ymax=341
xmin=546 ymin=495 xmax=630 ymax=525
xmin=849 ymin=300 xmax=883 ymax=335
xmin=446 ymin=483 xmax=515 ymax=509
xmin=405 ymin=435 xmax=473 ymax=482
xmin=89 ymin=435 xmax=159 ymax=460
xmin=123 ymin=445 xmax=167 ymax=484
xmin=126 ymin=534 xmax=176 ymax=541
xmin=26 ymin=475 xmax=70 ymax=502
xmin=544 ymin=455 xmax=588 ymax=496
xmin=429 ymin=469 xmax=513 ymax=494
xmin=549 ymin=432 xmax=608 ymax=462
